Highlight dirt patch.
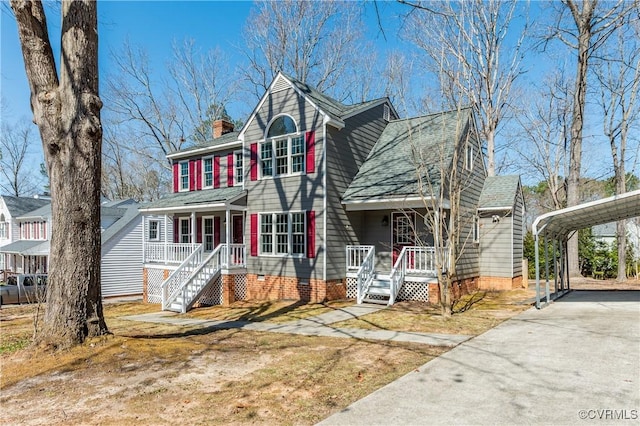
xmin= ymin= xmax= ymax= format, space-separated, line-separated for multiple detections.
xmin=1 ymin=301 xmax=445 ymax=425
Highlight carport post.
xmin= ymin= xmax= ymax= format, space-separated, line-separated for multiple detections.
xmin=545 ymin=235 xmax=550 ymax=302
xmin=535 ymin=232 xmax=541 ymax=309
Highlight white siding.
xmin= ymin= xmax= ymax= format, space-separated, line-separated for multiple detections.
xmin=101 ymin=215 xmax=143 ymax=297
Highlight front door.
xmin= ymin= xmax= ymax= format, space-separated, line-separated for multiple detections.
xmin=392 ymin=212 xmax=416 ymax=266
xmin=232 ymin=215 xmax=244 ymax=244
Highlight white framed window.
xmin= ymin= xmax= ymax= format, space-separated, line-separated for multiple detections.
xmin=465 ymin=143 xmax=474 ymax=171
xmin=0 ymin=214 xmax=6 ymax=239
xmin=234 ymin=150 xmax=243 ymax=184
xmin=260 ymin=115 xmax=305 ymax=179
xmin=259 ymin=212 xmax=306 ymax=256
xmin=148 ymin=220 xmax=160 ymax=241
xmin=202 ymin=157 xmax=213 ymax=188
xmin=179 ymin=218 xmax=191 ymax=243
xmin=179 ymin=161 xmax=190 ymax=191
xmin=39 ymin=222 xmax=46 ymax=240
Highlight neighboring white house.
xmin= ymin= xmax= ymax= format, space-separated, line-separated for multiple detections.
xmin=0 ymin=195 xmax=51 ymax=275
xmin=0 ymin=198 xmax=144 ymax=297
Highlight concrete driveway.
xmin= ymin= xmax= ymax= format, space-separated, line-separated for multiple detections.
xmin=320 ymin=291 xmax=640 ymax=425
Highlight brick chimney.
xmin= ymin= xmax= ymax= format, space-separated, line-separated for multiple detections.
xmin=213 ymin=119 xmax=234 ymax=139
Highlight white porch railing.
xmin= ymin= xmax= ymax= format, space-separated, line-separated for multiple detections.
xmin=221 ymin=244 xmax=246 ymax=268
xmin=144 ymin=242 xmax=198 ymax=264
xmin=404 ymin=246 xmax=439 ymax=275
xmin=161 ymin=244 xmax=204 ymax=310
xmin=355 ymin=246 xmax=375 ymax=304
xmin=347 ymin=245 xmax=375 ymax=272
xmin=389 ymin=248 xmax=406 ymax=305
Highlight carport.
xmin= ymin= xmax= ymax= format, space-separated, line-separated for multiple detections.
xmin=532 ymin=189 xmax=640 ymax=308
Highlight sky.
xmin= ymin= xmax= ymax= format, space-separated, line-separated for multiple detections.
xmin=0 ymin=1 xmax=631 ymax=187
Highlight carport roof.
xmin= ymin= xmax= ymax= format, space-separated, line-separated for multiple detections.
xmin=532 ymin=189 xmax=640 ymax=239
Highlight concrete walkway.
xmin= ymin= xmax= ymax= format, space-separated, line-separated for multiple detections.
xmin=122 ymin=303 xmax=471 ymax=347
xmin=319 ymin=291 xmax=640 ymax=425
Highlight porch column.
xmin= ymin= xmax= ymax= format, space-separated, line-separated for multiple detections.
xmin=191 ymin=211 xmax=196 ymax=247
xmin=141 ymin=215 xmax=146 ymax=264
xmin=225 ymin=208 xmax=231 ymax=265
xmin=164 ymin=215 xmax=168 ymax=263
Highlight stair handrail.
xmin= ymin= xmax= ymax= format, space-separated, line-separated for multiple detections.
xmin=175 ymin=244 xmax=224 ymax=313
xmin=389 ymin=246 xmax=407 ymax=305
xmin=161 ymin=244 xmax=203 ymax=310
xmin=356 ymin=245 xmax=375 ymax=304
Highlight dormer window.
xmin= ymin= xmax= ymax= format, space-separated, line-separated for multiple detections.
xmin=260 ymin=115 xmax=305 ymax=178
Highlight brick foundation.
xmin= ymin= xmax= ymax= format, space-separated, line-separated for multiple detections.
xmin=246 ymin=274 xmax=346 ymax=303
xmin=428 ymin=276 xmax=479 ymax=305
xmin=142 ymin=268 xmax=148 ymax=302
xmin=222 ymin=274 xmax=235 ymax=306
xmin=478 ymin=275 xmax=525 ymax=291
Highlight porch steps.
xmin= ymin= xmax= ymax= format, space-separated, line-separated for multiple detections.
xmin=362 ymin=274 xmax=392 ymax=305
xmin=166 ymin=266 xmax=220 ymax=313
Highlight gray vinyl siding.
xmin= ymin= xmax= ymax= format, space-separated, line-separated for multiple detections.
xmin=325 ymin=104 xmax=389 ymax=280
xmin=101 ymin=215 xmax=143 ymax=297
xmin=479 ymin=213 xmax=514 ymax=277
xmin=453 ymin=128 xmax=486 ymax=281
xmin=243 ymin=85 xmax=325 ymax=280
xmin=512 ymin=190 xmax=524 ymax=276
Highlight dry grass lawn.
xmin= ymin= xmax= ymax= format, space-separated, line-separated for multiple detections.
xmin=0 ymin=289 xmax=535 ymax=425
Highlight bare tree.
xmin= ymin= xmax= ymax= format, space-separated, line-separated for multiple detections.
xmin=241 ymin=0 xmax=368 ymax=102
xmin=549 ymin=0 xmax=635 ymax=276
xmin=594 ymin=19 xmax=640 ymax=281
xmin=11 ymin=0 xmax=107 ymax=348
xmin=402 ymin=0 xmax=529 ymax=176
xmin=104 ymin=39 xmax=237 ymax=199
xmin=0 ymin=120 xmax=41 ymax=196
xmin=515 ymin=69 xmax=573 ymax=212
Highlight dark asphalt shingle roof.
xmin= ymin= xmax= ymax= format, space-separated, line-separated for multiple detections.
xmin=171 ymin=131 xmax=241 ymax=155
xmin=140 ymin=187 xmax=245 ymax=210
xmin=342 ymin=108 xmax=473 ymax=203
xmin=1 ymin=196 xmax=49 ymax=218
xmin=478 ymin=176 xmax=521 ymax=210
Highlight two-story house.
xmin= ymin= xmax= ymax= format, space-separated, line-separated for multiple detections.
xmin=0 ymin=195 xmax=50 ymax=278
xmin=140 ymin=72 xmax=524 ymax=312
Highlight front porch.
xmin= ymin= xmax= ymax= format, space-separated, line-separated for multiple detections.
xmin=345 ymin=245 xmax=443 ymax=305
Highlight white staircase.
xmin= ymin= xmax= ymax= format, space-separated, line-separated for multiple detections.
xmin=360 ymin=274 xmax=393 ymax=304
xmin=161 ymin=243 xmax=245 ymax=313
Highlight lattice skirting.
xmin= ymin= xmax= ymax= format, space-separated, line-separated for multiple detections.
xmin=197 ymin=275 xmax=223 ymax=306
xmin=146 ymin=268 xmax=165 ymax=304
xmin=234 ymin=274 xmax=247 ymax=300
xmin=346 ymin=277 xmax=430 ymax=303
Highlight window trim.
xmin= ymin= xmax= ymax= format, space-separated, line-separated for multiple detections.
xmin=202 ymin=216 xmax=215 ymax=252
xmin=179 ymin=217 xmax=191 ymax=243
xmin=234 ymin=150 xmax=244 ymax=184
xmin=148 ymin=219 xmax=160 ymax=242
xmin=179 ymin=160 xmax=190 ymax=192
xmin=258 ymin=211 xmax=307 ymax=258
xmin=202 ymin=156 xmax=214 ymax=189
xmin=259 ymin=135 xmax=306 ymax=179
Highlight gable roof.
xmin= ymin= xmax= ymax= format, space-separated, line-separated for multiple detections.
xmin=478 ymin=175 xmax=522 ymax=210
xmin=167 ymin=131 xmax=241 ymax=159
xmin=342 ymin=108 xmax=474 ymax=207
xmin=102 ymin=204 xmax=141 ymax=245
xmin=1 ymin=196 xmax=50 ymax=218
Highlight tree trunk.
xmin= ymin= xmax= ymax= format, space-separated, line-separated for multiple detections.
xmin=566 ymin=2 xmax=593 ymax=277
xmin=11 ymin=0 xmax=107 ymax=348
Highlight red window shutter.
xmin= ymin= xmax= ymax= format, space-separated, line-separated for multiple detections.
xmin=307 ymin=210 xmax=316 ymax=258
xmin=196 ymin=217 xmax=202 ymax=244
xmin=214 ymin=156 xmax=220 ymax=188
xmin=196 ymin=159 xmax=202 ymax=190
xmin=250 ymin=143 xmax=258 ymax=181
xmin=172 ymin=162 xmax=179 ymax=192
xmin=214 ymin=216 xmax=221 ymax=247
xmin=250 ymin=214 xmax=258 ymax=256
xmin=43 ymin=222 xmax=47 ymax=239
xmin=306 ymin=131 xmax=315 ymax=174
xmin=189 ymin=160 xmax=196 ymax=191
xmin=227 ymin=153 xmax=234 ymax=187
xmin=173 ymin=218 xmax=179 ymax=243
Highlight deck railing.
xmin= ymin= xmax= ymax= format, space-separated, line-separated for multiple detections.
xmin=144 ymin=242 xmax=199 ymax=264
xmin=346 ymin=245 xmax=375 ymax=271
xmin=221 ymin=244 xmax=246 ymax=268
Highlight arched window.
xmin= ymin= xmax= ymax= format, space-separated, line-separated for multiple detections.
xmin=267 ymin=116 xmax=297 ymax=138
